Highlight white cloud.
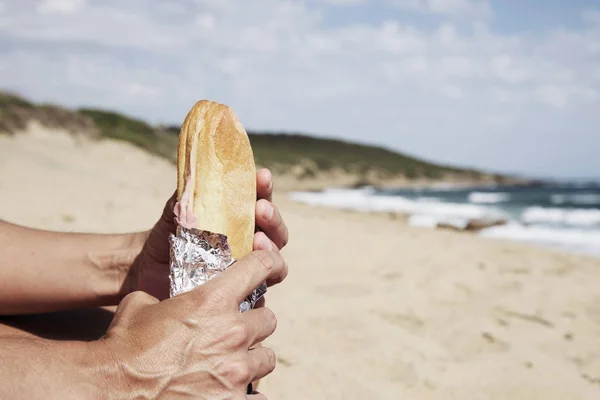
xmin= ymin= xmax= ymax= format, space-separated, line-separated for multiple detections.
xmin=196 ymin=13 xmax=217 ymax=31
xmin=440 ymin=83 xmax=463 ymax=99
xmin=37 ymin=0 xmax=86 ymax=14
xmin=582 ymin=9 xmax=600 ymax=26
xmin=489 ymin=55 xmax=529 ymax=84
xmin=427 ymin=0 xmax=490 ymax=16
xmin=390 ymin=0 xmax=491 ymax=17
xmin=376 ymin=21 xmax=427 ymax=53
xmin=440 ymin=56 xmax=474 ymax=78
xmin=483 ymin=112 xmax=513 ymax=127
xmin=313 ymin=0 xmax=491 ymax=17
xmin=0 ymin=0 xmax=599 ymax=177
xmin=312 ymin=0 xmax=366 ymax=5
xmin=535 ymin=85 xmax=568 ymax=109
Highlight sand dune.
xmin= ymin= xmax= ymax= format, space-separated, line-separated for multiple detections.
xmin=1 ymin=125 xmax=600 ymax=399
xmin=0 ymin=122 xmax=174 ymax=232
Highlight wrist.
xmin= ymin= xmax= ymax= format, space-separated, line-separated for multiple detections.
xmin=82 ymin=339 xmax=128 ymax=400
xmin=88 ymin=232 xmax=147 ymax=305
xmin=87 ymin=336 xmax=167 ymax=400
xmin=120 ymin=232 xmax=150 ymax=301
xmin=46 ymin=340 xmax=121 ymax=400
xmin=119 ymin=231 xmax=150 ymax=299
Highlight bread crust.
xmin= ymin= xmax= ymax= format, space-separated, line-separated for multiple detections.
xmin=176 ymin=100 xmax=256 ymax=260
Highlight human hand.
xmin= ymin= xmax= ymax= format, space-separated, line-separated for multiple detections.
xmin=127 ymin=168 xmax=289 ymax=300
xmin=97 ymin=249 xmax=288 ymax=399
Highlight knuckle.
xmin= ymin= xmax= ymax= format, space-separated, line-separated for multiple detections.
xmin=214 ymin=360 xmax=251 ymax=386
xmin=226 ymin=321 xmax=250 ymax=347
xmin=227 ymin=361 xmax=252 ymax=384
xmin=267 ymin=204 xmax=282 ymax=227
xmin=238 ymin=364 xmax=252 ymax=384
xmin=203 ymin=288 xmax=229 ymax=308
xmin=268 ymin=255 xmax=288 ymax=285
xmin=236 ymin=362 xmax=252 ymax=384
xmin=123 ymin=290 xmax=158 ymax=306
xmin=251 ymin=250 xmax=276 ymax=274
xmin=267 ymin=204 xmax=288 ymax=247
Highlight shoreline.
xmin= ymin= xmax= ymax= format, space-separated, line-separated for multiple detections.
xmin=288 ymin=195 xmax=600 ymax=259
xmin=285 ymin=185 xmax=600 ymax=259
xmin=270 ymin=172 xmax=532 ymax=193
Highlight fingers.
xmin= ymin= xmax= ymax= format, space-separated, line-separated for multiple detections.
xmin=248 ymin=347 xmax=277 ymax=382
xmin=255 ymin=199 xmax=289 ymax=249
xmin=205 ymin=250 xmax=288 ymax=305
xmin=253 ymin=231 xmax=277 ymax=252
xmin=142 ymin=190 xmax=178 ymax=264
xmin=256 ymin=168 xmax=289 ymax=250
xmin=242 ymin=307 xmax=277 ymax=346
xmin=108 ymin=291 xmax=159 ymax=330
xmin=159 ymin=190 xmax=178 ymax=229
xmin=256 ymin=168 xmax=273 ymax=202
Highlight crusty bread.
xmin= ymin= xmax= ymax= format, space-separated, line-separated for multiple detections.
xmin=176 ymin=100 xmax=256 ymax=260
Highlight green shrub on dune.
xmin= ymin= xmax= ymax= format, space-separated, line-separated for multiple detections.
xmin=0 ymin=91 xmax=35 ymax=109
xmin=78 ymin=109 xmax=179 ymax=161
xmin=246 ymin=133 xmax=483 ymax=179
xmin=0 ymin=90 xmax=500 ymax=183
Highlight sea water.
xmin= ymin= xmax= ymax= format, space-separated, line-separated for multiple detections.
xmin=289 ymin=182 xmax=600 ymax=257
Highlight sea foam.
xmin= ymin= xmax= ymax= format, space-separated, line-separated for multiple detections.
xmin=289 ymin=187 xmax=600 ymax=257
xmin=480 ymin=223 xmax=600 ymax=256
xmin=289 ymin=188 xmax=507 ymax=226
xmin=521 ymin=206 xmax=600 ymax=227
xmin=468 ymin=192 xmax=511 ymax=204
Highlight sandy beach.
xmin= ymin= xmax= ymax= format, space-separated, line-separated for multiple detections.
xmin=2 ymin=127 xmax=600 ymax=399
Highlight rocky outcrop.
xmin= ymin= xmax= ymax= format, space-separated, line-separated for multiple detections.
xmin=437 ymin=218 xmax=508 ymax=232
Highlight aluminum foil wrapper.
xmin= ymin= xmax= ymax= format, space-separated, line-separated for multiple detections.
xmin=169 ymin=226 xmax=266 ymax=313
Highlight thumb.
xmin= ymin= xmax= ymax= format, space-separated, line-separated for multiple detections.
xmin=157 ymin=190 xmax=177 ymax=234
xmin=143 ymin=191 xmax=177 ymax=264
xmin=106 ymin=291 xmax=159 ymax=332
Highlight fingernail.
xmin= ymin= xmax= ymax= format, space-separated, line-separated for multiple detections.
xmin=262 ymin=202 xmax=274 ymax=219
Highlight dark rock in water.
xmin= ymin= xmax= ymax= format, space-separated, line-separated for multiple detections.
xmin=437 ymin=218 xmax=507 ymax=232
xmin=350 ymin=179 xmax=374 ymax=189
xmin=464 ymin=219 xmax=508 ymax=231
xmin=437 ymin=222 xmax=465 ymax=232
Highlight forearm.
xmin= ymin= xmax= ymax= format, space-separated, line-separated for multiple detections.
xmin=0 ymin=220 xmax=146 ymax=315
xmin=0 ymin=337 xmax=109 ymax=399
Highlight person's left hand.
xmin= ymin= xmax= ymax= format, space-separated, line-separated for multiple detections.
xmin=125 ymin=168 xmax=289 ymax=300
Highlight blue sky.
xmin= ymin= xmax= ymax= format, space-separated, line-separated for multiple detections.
xmin=1 ymin=0 xmax=599 ymax=179
xmin=320 ymin=0 xmax=599 ymax=32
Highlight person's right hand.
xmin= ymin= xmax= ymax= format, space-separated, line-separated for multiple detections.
xmin=95 ymin=249 xmax=288 ymax=399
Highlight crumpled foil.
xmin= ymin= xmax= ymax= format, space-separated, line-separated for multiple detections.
xmin=169 ymin=226 xmax=267 ymax=313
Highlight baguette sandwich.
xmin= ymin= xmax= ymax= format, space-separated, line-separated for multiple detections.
xmin=170 ymin=100 xmax=261 ymax=394
xmin=173 ymin=100 xmax=256 ymax=259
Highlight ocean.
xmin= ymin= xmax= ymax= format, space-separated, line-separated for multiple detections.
xmin=289 ymin=182 xmax=600 ymax=257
